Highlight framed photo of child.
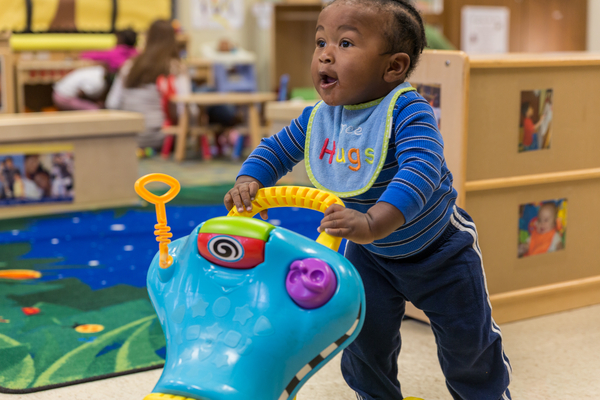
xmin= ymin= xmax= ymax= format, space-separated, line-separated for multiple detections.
xmin=414 ymin=83 xmax=441 ymax=129
xmin=518 ymin=199 xmax=567 ymax=258
xmin=519 ymin=89 xmax=553 ymax=152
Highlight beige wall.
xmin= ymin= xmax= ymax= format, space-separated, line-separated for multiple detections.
xmin=588 ymin=0 xmax=600 ymax=51
xmin=176 ymin=0 xmax=273 ymax=91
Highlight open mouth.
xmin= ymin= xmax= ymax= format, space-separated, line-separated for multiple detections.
xmin=319 ymin=72 xmax=338 ymax=89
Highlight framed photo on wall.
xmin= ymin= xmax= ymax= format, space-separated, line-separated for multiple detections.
xmin=0 ymin=144 xmax=75 ymax=207
xmin=519 ymin=89 xmax=553 ymax=152
xmin=413 ymin=83 xmax=442 ymax=130
xmin=518 ymin=198 xmax=567 ymax=258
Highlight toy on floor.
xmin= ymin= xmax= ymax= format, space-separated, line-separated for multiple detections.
xmin=135 ymin=173 xmax=366 ymax=400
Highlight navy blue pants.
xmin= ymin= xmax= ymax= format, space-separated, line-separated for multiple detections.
xmin=341 ymin=207 xmax=512 ymax=400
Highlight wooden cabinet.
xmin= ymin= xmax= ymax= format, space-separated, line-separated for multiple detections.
xmin=271 ymin=2 xmax=322 ymax=91
xmin=442 ymin=0 xmax=587 ymax=52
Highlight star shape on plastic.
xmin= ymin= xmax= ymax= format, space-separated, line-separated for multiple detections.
xmin=192 ymin=298 xmax=209 ymax=318
xmin=203 ymin=323 xmax=224 ymax=342
xmin=232 ymin=304 xmax=254 ymax=326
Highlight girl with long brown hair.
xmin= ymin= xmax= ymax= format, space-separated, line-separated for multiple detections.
xmin=106 ymin=19 xmax=190 ymax=149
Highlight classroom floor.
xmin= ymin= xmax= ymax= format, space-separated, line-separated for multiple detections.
xmin=2 ymin=157 xmax=599 ymax=400
xmin=3 ymin=302 xmax=599 ymax=400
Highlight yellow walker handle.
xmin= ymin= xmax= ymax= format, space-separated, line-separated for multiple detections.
xmin=134 ymin=173 xmax=181 ymax=269
xmin=228 ymin=186 xmax=345 ymax=252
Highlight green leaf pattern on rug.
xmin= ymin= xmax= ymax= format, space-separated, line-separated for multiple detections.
xmin=0 ymin=334 xmax=35 ymax=389
xmin=33 ymin=315 xmax=157 ymax=387
xmin=115 ymin=319 xmax=164 ymax=372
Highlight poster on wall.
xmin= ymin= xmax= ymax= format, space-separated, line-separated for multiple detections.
xmin=191 ymin=0 xmax=245 ymax=30
xmin=519 ymin=89 xmax=553 ymax=152
xmin=461 ymin=6 xmax=509 ymax=54
xmin=518 ymin=199 xmax=567 ymax=258
xmin=414 ymin=83 xmax=441 ymax=130
xmin=0 ymin=145 xmax=74 ymax=207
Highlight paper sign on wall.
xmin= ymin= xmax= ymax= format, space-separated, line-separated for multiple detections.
xmin=191 ymin=0 xmax=245 ymax=30
xmin=253 ymin=2 xmax=273 ymax=30
xmin=461 ymin=6 xmax=509 ymax=54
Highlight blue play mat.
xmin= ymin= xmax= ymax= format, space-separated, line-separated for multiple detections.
xmin=0 ymin=205 xmax=339 ymax=291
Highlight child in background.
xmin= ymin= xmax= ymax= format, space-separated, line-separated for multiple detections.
xmin=224 ymin=0 xmax=512 ymax=399
xmin=52 ymin=65 xmax=110 ymax=111
xmin=80 ymin=29 xmax=138 ymax=74
xmin=0 ymin=156 xmax=19 ymax=198
xmin=521 ymin=202 xmax=563 ymax=257
xmin=106 ymin=20 xmax=190 ymax=150
xmin=520 ymin=102 xmax=542 ymax=151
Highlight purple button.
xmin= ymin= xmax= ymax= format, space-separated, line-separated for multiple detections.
xmin=286 ymin=258 xmax=337 ymax=309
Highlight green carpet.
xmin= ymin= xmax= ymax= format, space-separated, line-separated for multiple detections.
xmin=0 ymin=277 xmax=165 ymax=393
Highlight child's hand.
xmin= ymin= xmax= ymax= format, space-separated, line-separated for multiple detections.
xmin=224 ymin=176 xmax=268 ymax=220
xmin=317 ymin=204 xmax=375 ymax=244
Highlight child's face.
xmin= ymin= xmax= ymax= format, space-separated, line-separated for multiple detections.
xmin=526 ymin=105 xmax=534 ymax=118
xmin=537 ymin=206 xmax=556 ymax=234
xmin=311 ymin=2 xmax=398 ymax=106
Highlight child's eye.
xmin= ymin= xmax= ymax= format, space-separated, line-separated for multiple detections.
xmin=340 ymin=40 xmax=353 ymax=48
xmin=316 ymin=39 xmax=326 ymax=48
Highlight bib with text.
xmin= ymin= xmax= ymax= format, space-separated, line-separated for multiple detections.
xmin=305 ymin=83 xmax=416 ymax=197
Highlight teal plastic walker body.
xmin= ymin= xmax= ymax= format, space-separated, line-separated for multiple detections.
xmin=136 ymin=175 xmax=366 ymax=400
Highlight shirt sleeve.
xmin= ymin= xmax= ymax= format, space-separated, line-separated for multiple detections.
xmin=378 ymin=94 xmax=445 ymax=223
xmin=237 ymin=105 xmax=314 ymax=187
xmin=105 ymin=62 xmax=131 ymax=109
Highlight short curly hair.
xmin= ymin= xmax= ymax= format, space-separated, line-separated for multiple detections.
xmin=326 ymin=0 xmax=427 ymax=77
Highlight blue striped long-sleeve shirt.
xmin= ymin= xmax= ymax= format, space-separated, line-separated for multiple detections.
xmin=239 ymin=90 xmax=457 ymax=259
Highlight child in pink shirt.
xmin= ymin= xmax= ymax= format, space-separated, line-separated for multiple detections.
xmin=80 ymin=29 xmax=138 ymax=73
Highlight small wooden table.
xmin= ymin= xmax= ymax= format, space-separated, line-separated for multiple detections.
xmin=171 ymin=92 xmax=277 ymax=162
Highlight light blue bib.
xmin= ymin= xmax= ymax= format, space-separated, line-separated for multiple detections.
xmin=305 ymin=83 xmax=416 ymax=197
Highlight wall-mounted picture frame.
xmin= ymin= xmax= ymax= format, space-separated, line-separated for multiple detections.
xmin=414 ymin=83 xmax=442 ymax=130
xmin=519 ymin=89 xmax=553 ymax=152
xmin=518 ymin=198 xmax=567 ymax=258
xmin=0 ymin=145 xmax=75 ymax=207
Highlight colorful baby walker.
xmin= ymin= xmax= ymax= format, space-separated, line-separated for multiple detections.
xmin=135 ymin=173 xmax=366 ymax=400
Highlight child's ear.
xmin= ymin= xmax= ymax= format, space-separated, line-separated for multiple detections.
xmin=384 ymin=53 xmax=411 ymax=83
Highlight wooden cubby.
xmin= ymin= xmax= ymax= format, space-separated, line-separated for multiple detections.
xmin=265 ymin=50 xmax=600 ymax=324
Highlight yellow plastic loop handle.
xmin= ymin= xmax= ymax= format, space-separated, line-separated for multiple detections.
xmin=134 ymin=174 xmax=181 ymax=268
xmin=228 ymin=186 xmax=345 ymax=251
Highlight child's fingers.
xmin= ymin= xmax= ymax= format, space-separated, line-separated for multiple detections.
xmin=229 ymin=186 xmax=246 ymax=212
xmin=320 ymin=207 xmax=346 ymax=227
xmin=238 ymin=184 xmax=253 ymax=211
xmin=224 ymin=192 xmax=234 ymax=211
xmin=319 ymin=213 xmax=346 ymax=233
xmin=324 ymin=204 xmax=344 ymax=216
xmin=323 ymin=227 xmax=349 ymax=238
xmin=248 ymin=181 xmax=260 ymax=201
xmin=259 ymin=210 xmax=269 ymax=220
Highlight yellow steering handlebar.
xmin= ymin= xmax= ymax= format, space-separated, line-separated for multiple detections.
xmin=227 ymin=186 xmax=345 ymax=252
